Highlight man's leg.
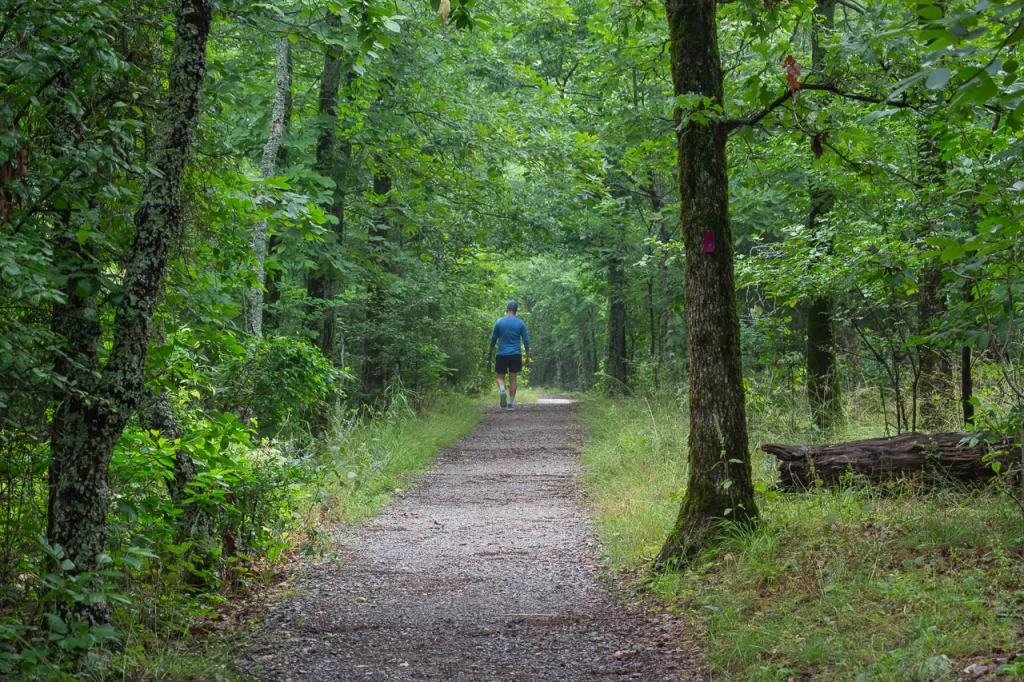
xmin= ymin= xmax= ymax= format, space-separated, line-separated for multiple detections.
xmin=508 ymin=372 xmax=517 ymax=402
xmin=496 ymin=372 xmax=507 ymax=407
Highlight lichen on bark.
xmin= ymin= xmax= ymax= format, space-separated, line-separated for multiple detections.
xmin=47 ymin=0 xmax=214 ymax=622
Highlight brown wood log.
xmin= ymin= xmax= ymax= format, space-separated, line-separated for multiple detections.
xmin=762 ymin=432 xmax=1020 ymax=490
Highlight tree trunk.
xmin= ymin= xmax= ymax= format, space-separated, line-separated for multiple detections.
xmin=47 ymin=0 xmax=212 ymax=622
xmin=805 ymin=0 xmax=842 ymax=432
xmin=915 ymin=123 xmax=951 ymax=429
xmin=807 ymin=292 xmax=841 ymax=430
xmin=248 ymin=35 xmax=292 ymax=337
xmin=763 ymin=432 xmax=1017 ymax=489
xmin=917 ymin=265 xmax=950 ymax=428
xmin=305 ymin=14 xmax=345 ymax=356
xmin=605 ymin=252 xmax=628 ymax=392
xmin=48 ymin=233 xmax=101 ymax=542
xmin=962 ymin=281 xmax=975 ymax=427
xmin=656 ymin=0 xmax=757 ymax=566
xmin=916 ymin=2 xmax=953 ymax=429
xmin=361 ymin=168 xmax=391 ymax=395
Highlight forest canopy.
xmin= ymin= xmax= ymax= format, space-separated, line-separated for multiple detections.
xmin=2 ymin=0 xmax=1024 ymax=677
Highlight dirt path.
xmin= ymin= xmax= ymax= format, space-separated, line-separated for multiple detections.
xmin=243 ymin=401 xmax=702 ymax=681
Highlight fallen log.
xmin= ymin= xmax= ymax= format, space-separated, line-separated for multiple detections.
xmin=762 ymin=432 xmax=1020 ymax=490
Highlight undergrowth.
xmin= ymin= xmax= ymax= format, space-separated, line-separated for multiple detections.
xmin=579 ymin=394 xmax=1024 ymax=681
xmin=10 ymin=391 xmax=479 ymax=681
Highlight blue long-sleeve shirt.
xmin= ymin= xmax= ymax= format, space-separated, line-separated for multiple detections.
xmin=490 ymin=315 xmax=530 ymax=356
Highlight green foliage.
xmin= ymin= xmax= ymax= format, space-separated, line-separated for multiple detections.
xmin=581 ymin=394 xmax=1024 ymax=681
xmin=218 ymin=336 xmax=345 ymax=435
xmin=6 ymin=0 xmax=1024 ymax=673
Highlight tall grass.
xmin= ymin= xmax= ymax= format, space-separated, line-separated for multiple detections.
xmin=316 ymin=391 xmax=482 ymax=524
xmin=579 ymin=394 xmax=1024 ymax=681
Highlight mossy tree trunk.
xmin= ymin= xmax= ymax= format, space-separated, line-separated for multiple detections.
xmin=47 ymin=0 xmax=213 ymax=622
xmin=656 ymin=0 xmax=758 ymax=566
xmin=805 ymin=0 xmax=842 ymax=432
xmin=48 ymin=234 xmax=100 ymax=542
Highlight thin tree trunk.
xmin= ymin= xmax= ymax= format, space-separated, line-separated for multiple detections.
xmin=362 ymin=168 xmax=391 ymax=395
xmin=47 ymin=0 xmax=212 ymax=622
xmin=605 ymin=252 xmax=629 ymax=392
xmin=657 ymin=0 xmax=757 ymax=566
xmin=916 ymin=4 xmax=953 ymax=429
xmin=646 ymin=175 xmax=669 ymax=387
xmin=805 ymin=0 xmax=842 ymax=432
xmin=647 ymin=273 xmax=658 ymax=390
xmin=248 ymin=35 xmax=292 ymax=337
xmin=916 ymin=167 xmax=951 ymax=428
xmin=263 ymin=45 xmax=293 ymax=332
xmin=962 ymin=281 xmax=975 ymax=427
xmin=917 ymin=268 xmax=949 ymax=422
xmin=306 ymin=14 xmax=345 ymax=356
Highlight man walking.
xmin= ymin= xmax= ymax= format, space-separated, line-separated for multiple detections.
xmin=488 ymin=301 xmax=531 ymax=409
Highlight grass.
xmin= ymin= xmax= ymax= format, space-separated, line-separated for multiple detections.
xmin=579 ymin=393 xmax=1024 ymax=681
xmin=317 ymin=391 xmax=482 ymax=524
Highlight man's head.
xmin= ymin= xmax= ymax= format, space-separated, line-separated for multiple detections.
xmin=506 ymin=300 xmax=518 ymax=315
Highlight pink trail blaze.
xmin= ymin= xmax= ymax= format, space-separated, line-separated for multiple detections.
xmin=703 ymin=230 xmax=715 ymax=253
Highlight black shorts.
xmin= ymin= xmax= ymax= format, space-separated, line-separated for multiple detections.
xmin=495 ymin=354 xmax=523 ymax=374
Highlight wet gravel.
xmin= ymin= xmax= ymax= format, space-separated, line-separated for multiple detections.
xmin=242 ymin=401 xmax=703 ymax=681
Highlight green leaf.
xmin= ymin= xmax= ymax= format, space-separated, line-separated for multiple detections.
xmin=926 ymin=68 xmax=952 ymax=89
xmin=44 ymin=613 xmax=67 ymax=635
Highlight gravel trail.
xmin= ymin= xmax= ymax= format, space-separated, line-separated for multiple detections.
xmin=243 ymin=400 xmax=701 ymax=681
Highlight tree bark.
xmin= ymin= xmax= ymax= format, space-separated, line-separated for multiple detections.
xmin=763 ymin=432 xmax=1017 ymax=489
xmin=305 ymin=15 xmax=345 ymax=356
xmin=248 ymin=35 xmax=292 ymax=337
xmin=656 ymin=0 xmax=757 ymax=566
xmin=916 ymin=3 xmax=953 ymax=429
xmin=361 ymin=168 xmax=391 ymax=395
xmin=916 ymin=128 xmax=951 ymax=429
xmin=48 ymin=233 xmax=101 ymax=542
xmin=805 ymin=0 xmax=842 ymax=432
xmin=962 ymin=281 xmax=975 ymax=427
xmin=917 ymin=265 xmax=950 ymax=428
xmin=47 ymin=0 xmax=212 ymax=621
xmin=605 ymin=251 xmax=628 ymax=392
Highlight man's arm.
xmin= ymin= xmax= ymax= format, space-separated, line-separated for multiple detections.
xmin=522 ymin=322 xmax=531 ymax=366
xmin=487 ymin=322 xmax=499 ymax=361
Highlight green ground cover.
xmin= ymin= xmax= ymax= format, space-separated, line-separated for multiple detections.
xmin=579 ymin=395 xmax=1024 ymax=681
